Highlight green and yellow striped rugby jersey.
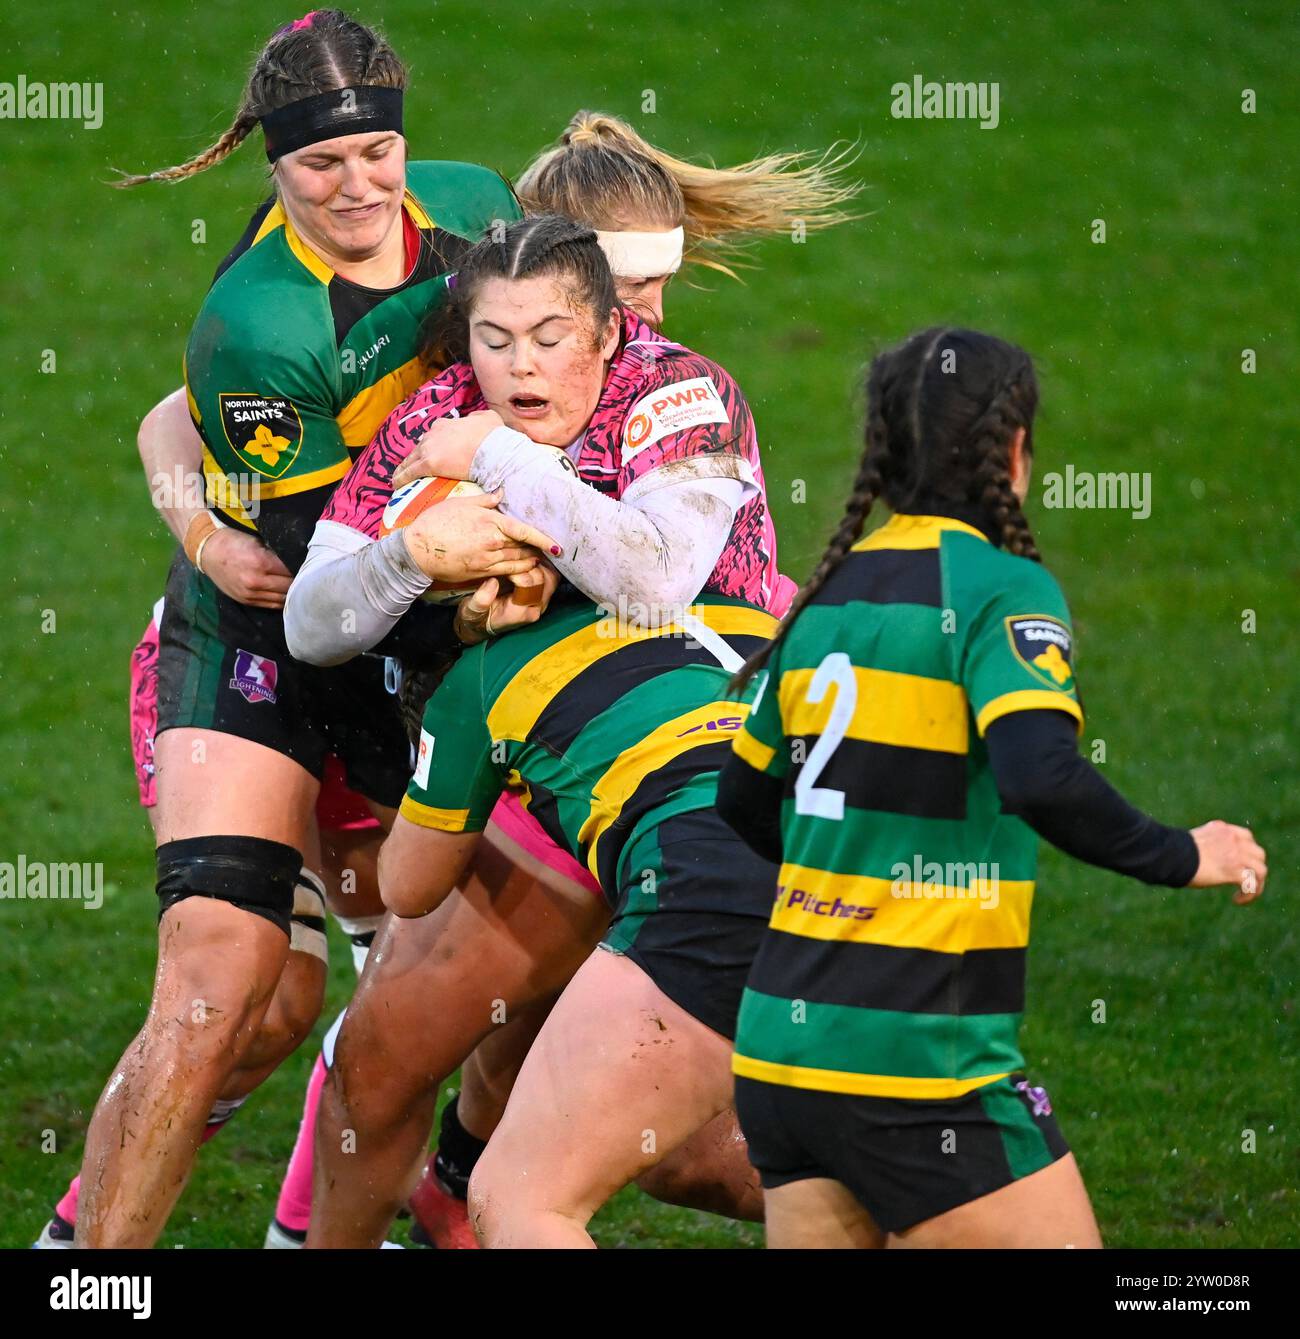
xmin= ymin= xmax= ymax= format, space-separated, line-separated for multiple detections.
xmin=401 ymin=593 xmax=778 ymax=898
xmin=184 ymin=161 xmax=519 ymax=536
xmin=730 ymin=512 xmax=1083 ymax=1101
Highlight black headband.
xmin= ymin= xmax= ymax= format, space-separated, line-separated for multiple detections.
xmin=261 ymin=85 xmax=404 ymax=163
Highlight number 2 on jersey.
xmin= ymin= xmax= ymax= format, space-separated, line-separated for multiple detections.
xmin=794 ymin=651 xmax=857 ymax=821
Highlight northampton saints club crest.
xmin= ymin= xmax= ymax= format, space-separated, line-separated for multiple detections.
xmin=219 ymin=393 xmax=304 ymax=479
xmin=1005 ymin=614 xmax=1075 ymax=690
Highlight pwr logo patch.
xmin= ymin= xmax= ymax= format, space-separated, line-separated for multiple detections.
xmin=622 ymin=376 xmax=728 ymax=457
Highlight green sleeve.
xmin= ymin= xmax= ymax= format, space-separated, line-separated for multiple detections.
xmin=731 ymin=650 xmax=789 ymax=779
xmin=961 ymin=560 xmax=1084 ymax=737
xmin=185 ymin=290 xmax=349 ymax=507
xmin=399 ymin=647 xmax=503 ymax=833
xmin=404 ymin=160 xmax=522 ymax=240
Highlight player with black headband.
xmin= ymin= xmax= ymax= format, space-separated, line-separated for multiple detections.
xmin=65 ymin=10 xmax=556 ymax=1249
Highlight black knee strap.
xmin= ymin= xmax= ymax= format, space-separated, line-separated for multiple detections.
xmin=156 ymin=836 xmax=302 ymax=935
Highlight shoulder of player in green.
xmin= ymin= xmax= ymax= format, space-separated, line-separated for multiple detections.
xmin=404 ymin=159 xmax=521 ymax=237
xmin=405 ymin=594 xmax=772 ymax=832
xmin=941 ymin=531 xmax=1082 ymax=735
xmin=734 ymin=522 xmax=1082 ymax=778
xmin=399 ymin=599 xmax=593 ymax=835
xmin=459 ymin=592 xmax=769 ymax=719
xmin=418 ymin=595 xmax=619 ymax=757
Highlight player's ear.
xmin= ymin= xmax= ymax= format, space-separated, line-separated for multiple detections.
xmin=599 ymin=306 xmax=621 ymax=361
xmin=1008 ymin=425 xmax=1031 ymax=503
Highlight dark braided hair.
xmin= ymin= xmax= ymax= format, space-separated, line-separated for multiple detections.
xmin=732 ymin=326 xmax=1040 ymax=692
xmin=422 ymin=214 xmax=620 ymax=367
xmin=399 ymin=666 xmax=446 ymax=747
xmin=966 ymin=378 xmax=1040 ymax=562
xmin=112 ymin=10 xmax=407 ymax=187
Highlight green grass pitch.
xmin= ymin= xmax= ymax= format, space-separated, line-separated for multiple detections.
xmin=0 ymin=0 xmax=1295 ymax=1247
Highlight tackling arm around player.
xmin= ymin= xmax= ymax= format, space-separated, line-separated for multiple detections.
xmin=375 ymin=587 xmax=783 ymax=1248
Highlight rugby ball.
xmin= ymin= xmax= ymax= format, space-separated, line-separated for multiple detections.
xmin=379 ymin=474 xmax=486 ymax=604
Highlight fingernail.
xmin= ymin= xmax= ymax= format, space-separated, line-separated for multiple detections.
xmin=550 ymin=545 xmax=562 ymax=557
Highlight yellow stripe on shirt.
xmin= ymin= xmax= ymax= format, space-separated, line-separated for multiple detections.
xmin=976 ymin=688 xmax=1084 ymax=737
xmin=201 ymin=445 xmax=255 ymax=525
xmin=488 ymin=604 xmax=778 ymax=744
xmin=402 ymin=189 xmax=434 ymax=230
xmin=336 ymin=354 xmax=432 ymax=448
xmin=852 ymin=512 xmax=989 ymax=553
xmin=779 ymin=663 xmax=970 ymax=756
xmin=733 ymin=727 xmax=777 ymax=773
xmin=398 ymin=795 xmax=472 ymax=832
xmin=231 ymin=455 xmax=352 ymax=502
xmin=577 ymin=699 xmax=753 ymax=877
xmin=769 ymin=863 xmax=1033 ymax=952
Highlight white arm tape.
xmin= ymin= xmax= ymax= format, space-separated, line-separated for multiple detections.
xmin=284 ymin=520 xmax=430 ymax=666
xmin=472 ymin=426 xmax=746 ymax=610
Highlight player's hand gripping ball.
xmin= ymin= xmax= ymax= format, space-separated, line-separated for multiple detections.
xmin=379 ymin=474 xmax=489 ymax=604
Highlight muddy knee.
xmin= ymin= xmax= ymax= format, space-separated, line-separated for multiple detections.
xmin=152 ymin=836 xmax=304 ymax=1063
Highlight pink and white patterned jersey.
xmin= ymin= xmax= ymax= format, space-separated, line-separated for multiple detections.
xmin=324 ymin=310 xmax=796 ymax=615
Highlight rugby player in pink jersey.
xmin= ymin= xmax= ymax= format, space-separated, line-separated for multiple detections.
xmin=283 ymin=213 xmax=806 ymax=1246
xmin=387 ymin=110 xmax=860 ymax=1248
xmin=283 ymin=112 xmax=858 ymax=1247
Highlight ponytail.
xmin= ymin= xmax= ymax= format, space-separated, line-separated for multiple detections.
xmin=518 ymin=110 xmax=862 ymax=279
xmin=112 ymin=111 xmax=260 ymax=188
xmin=967 ymin=382 xmax=1040 ymax=560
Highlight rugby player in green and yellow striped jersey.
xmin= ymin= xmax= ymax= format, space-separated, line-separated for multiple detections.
xmin=376 ymin=590 xmax=780 ymax=1246
xmin=74 ymin=12 xmax=555 ymax=1251
xmin=719 ymin=327 xmax=1267 ymax=1249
